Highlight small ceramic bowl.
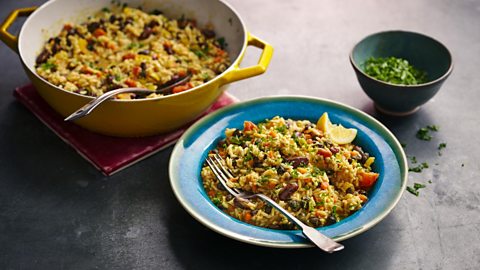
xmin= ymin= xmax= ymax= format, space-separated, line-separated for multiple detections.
xmin=350 ymin=30 xmax=453 ymax=116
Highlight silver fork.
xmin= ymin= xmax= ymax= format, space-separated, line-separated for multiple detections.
xmin=206 ymin=153 xmax=344 ymax=253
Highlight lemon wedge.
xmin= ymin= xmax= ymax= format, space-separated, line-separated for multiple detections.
xmin=316 ymin=112 xmax=332 ymax=132
xmin=316 ymin=112 xmax=357 ymax=144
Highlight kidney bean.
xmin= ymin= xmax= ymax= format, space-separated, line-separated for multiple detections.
xmin=253 ymin=157 xmax=263 ymax=167
xmin=35 ymin=49 xmax=50 ymax=64
xmin=201 ymin=29 xmax=216 ymax=38
xmin=309 ymin=217 xmax=320 ymax=227
xmin=285 ymin=157 xmax=309 ymax=168
xmin=163 ymin=44 xmax=174 ymax=55
xmin=150 ymin=9 xmax=163 ymax=15
xmin=276 ymin=166 xmax=285 ymax=175
xmin=139 ymin=26 xmax=153 ymax=40
xmin=279 ymin=183 xmax=299 ymax=201
xmin=216 ymin=182 xmax=226 ymax=191
xmin=87 ymin=22 xmax=100 ymax=33
xmin=234 ymin=197 xmax=248 ymax=209
xmin=109 ymin=15 xmax=117 ymax=23
xmin=148 ymin=20 xmax=160 ymax=28
xmin=264 ymin=204 xmax=272 ymax=214
xmin=279 ymin=223 xmax=295 ymax=230
xmin=353 ymin=146 xmax=370 ymax=162
xmin=140 ymin=62 xmax=147 ymax=77
xmin=232 ymin=129 xmax=243 ymax=137
xmin=329 ymin=146 xmax=340 ymax=154
xmin=325 ymin=215 xmax=337 ymax=225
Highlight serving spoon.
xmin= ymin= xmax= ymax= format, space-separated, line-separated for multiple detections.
xmin=64 ymin=74 xmax=192 ymax=122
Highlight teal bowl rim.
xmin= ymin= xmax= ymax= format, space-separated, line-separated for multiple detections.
xmin=169 ymin=95 xmax=408 ymax=248
xmin=349 ymin=30 xmax=454 ymax=88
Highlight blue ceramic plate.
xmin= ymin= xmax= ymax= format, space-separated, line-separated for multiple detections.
xmin=169 ymin=96 xmax=407 ymax=248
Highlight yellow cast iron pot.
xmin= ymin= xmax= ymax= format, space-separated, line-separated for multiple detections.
xmin=0 ymin=0 xmax=273 ymax=137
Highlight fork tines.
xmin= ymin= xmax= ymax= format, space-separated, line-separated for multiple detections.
xmin=206 ymin=154 xmax=238 ymax=196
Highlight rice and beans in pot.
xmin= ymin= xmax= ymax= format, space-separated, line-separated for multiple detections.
xmin=35 ymin=7 xmax=231 ymax=99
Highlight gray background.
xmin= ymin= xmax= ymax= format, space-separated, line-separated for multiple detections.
xmin=1 ymin=0 xmax=479 ymax=269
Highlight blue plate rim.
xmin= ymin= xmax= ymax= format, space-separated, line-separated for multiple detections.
xmin=169 ymin=95 xmax=408 ymax=248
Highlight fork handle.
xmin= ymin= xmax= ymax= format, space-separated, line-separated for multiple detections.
xmin=255 ymin=193 xmax=344 ymax=253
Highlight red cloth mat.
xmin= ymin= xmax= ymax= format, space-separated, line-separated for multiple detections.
xmin=14 ymin=85 xmax=238 ymax=176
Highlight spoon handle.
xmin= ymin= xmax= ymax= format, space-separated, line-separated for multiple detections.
xmin=64 ymin=74 xmax=192 ymax=122
xmin=64 ymin=88 xmax=151 ymax=122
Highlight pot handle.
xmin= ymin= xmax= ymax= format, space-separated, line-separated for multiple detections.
xmin=220 ymin=32 xmax=273 ymax=85
xmin=0 ymin=7 xmax=37 ymax=53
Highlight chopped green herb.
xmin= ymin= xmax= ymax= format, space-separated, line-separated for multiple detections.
xmin=428 ymin=180 xmax=432 ymax=184
xmin=401 ymin=143 xmax=407 ymax=148
xmin=427 ymin=125 xmax=439 ymax=131
xmin=406 ymin=186 xmax=419 ymax=196
xmin=258 ymin=176 xmax=269 ymax=184
xmin=438 ymin=142 xmax=447 ymax=155
xmin=290 ymin=169 xmax=299 ymax=178
xmin=41 ymin=62 xmax=56 ymax=70
xmin=127 ymin=42 xmax=140 ymax=49
xmin=407 ymin=182 xmax=427 ymax=196
xmin=414 ymin=183 xmax=426 ymax=189
xmin=191 ymin=49 xmax=205 ymax=58
xmin=212 ymin=197 xmax=221 ymax=205
xmin=275 ymin=125 xmax=287 ymax=133
xmin=416 ymin=127 xmax=432 ymax=141
xmin=363 ymin=56 xmax=427 ymax=85
xmin=409 ymin=156 xmax=418 ymax=164
xmin=217 ymin=37 xmax=227 ymax=49
xmin=409 ymin=162 xmax=429 ymax=173
xmin=332 ymin=205 xmax=337 ymax=218
xmin=229 ymin=136 xmax=241 ymax=145
xmin=312 ymin=167 xmax=324 ymax=177
xmin=101 ymin=7 xmax=111 ymax=12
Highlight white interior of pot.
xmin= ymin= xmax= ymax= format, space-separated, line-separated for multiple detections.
xmin=19 ymin=0 xmax=246 ymax=73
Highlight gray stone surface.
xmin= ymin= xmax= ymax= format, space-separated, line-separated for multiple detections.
xmin=1 ymin=0 xmax=479 ymax=269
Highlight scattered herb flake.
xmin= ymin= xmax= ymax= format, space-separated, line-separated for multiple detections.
xmin=406 ymin=186 xmax=419 ymax=196
xmin=416 ymin=127 xmax=432 ymax=141
xmin=427 ymin=125 xmax=439 ymax=131
xmin=409 ymin=162 xmax=429 ymax=173
xmin=407 ymin=182 xmax=427 ymax=196
xmin=438 ymin=143 xmax=446 ymax=150
xmin=401 ymin=143 xmax=407 ymax=148
xmin=414 ymin=183 xmax=426 ymax=189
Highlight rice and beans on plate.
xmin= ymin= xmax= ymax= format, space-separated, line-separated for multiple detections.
xmin=35 ymin=7 xmax=231 ymax=99
xmin=201 ymin=113 xmax=379 ymax=229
